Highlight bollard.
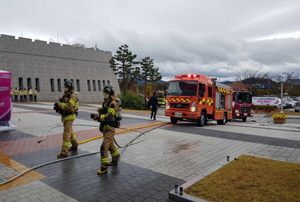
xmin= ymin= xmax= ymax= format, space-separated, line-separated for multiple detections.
xmin=179 ymin=187 xmax=183 ymax=195
xmin=175 ymin=185 xmax=178 ymax=193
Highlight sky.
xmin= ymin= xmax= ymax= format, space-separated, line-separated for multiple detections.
xmin=1 ymin=0 xmax=300 ymax=82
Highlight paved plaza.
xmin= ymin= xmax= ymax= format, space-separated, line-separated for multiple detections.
xmin=1 ymin=102 xmax=300 ymax=202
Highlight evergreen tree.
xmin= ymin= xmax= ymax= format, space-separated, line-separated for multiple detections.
xmin=140 ymin=57 xmax=162 ymax=102
xmin=109 ymin=44 xmax=139 ymax=95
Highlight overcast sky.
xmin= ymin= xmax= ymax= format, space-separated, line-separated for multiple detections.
xmin=1 ymin=0 xmax=300 ymax=81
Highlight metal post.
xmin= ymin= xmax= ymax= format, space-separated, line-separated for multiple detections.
xmin=280 ymin=81 xmax=284 ymax=113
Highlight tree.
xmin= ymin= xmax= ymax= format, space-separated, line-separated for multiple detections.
xmin=109 ymin=44 xmax=139 ymax=95
xmin=236 ymin=69 xmax=271 ymax=94
xmin=140 ymin=57 xmax=153 ymax=96
xmin=140 ymin=57 xmax=162 ymax=96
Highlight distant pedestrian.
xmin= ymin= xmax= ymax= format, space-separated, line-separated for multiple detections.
xmin=33 ymin=88 xmax=39 ymax=102
xmin=10 ymin=88 xmax=13 ymax=101
xmin=147 ymin=91 xmax=159 ymax=120
xmin=13 ymin=87 xmax=18 ymax=102
xmin=23 ymin=88 xmax=27 ymax=102
xmin=19 ymin=88 xmax=23 ymax=102
xmin=29 ymin=87 xmax=33 ymax=101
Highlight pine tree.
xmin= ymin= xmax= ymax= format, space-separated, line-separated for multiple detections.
xmin=109 ymin=44 xmax=139 ymax=95
xmin=140 ymin=57 xmax=162 ymax=102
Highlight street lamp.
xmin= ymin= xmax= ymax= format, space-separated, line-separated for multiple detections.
xmin=280 ymin=81 xmax=283 ymax=113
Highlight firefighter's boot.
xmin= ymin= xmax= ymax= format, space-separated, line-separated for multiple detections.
xmin=57 ymin=153 xmax=68 ymax=158
xmin=97 ymin=164 xmax=108 ymax=175
xmin=68 ymin=146 xmax=78 ymax=151
xmin=108 ymin=154 xmax=120 ymax=166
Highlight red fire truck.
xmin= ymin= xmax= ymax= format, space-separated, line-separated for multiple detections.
xmin=165 ymin=74 xmax=233 ymax=127
xmin=232 ymin=90 xmax=254 ymax=122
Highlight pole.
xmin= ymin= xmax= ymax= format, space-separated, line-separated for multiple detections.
xmin=280 ymin=81 xmax=284 ymax=113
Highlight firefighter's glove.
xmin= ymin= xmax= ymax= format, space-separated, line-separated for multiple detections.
xmin=100 ymin=114 xmax=105 ymax=121
xmin=90 ymin=113 xmax=99 ymax=121
xmin=53 ymin=103 xmax=59 ymax=113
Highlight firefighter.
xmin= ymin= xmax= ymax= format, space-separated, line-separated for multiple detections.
xmin=33 ymin=88 xmax=38 ymax=102
xmin=54 ymin=80 xmax=79 ymax=158
xmin=19 ymin=88 xmax=23 ymax=102
xmin=28 ymin=87 xmax=33 ymax=101
xmin=10 ymin=88 xmax=13 ymax=102
xmin=13 ymin=87 xmax=18 ymax=102
xmin=23 ymin=88 xmax=27 ymax=102
xmin=91 ymin=85 xmax=120 ymax=174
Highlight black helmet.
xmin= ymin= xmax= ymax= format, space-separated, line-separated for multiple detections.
xmin=64 ymin=80 xmax=73 ymax=90
xmin=103 ymin=85 xmax=115 ymax=95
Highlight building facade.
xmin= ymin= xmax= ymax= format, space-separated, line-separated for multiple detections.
xmin=0 ymin=34 xmax=120 ymax=102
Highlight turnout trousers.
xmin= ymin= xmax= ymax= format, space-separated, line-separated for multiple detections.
xmin=100 ymin=127 xmax=119 ymax=169
xmin=61 ymin=119 xmax=78 ymax=155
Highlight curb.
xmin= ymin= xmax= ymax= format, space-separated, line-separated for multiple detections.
xmin=169 ymin=159 xmax=231 ymax=202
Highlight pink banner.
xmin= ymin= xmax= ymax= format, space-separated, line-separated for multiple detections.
xmin=0 ymin=71 xmax=12 ymax=122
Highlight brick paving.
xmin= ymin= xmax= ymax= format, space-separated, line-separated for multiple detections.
xmin=1 ymin=102 xmax=300 ymax=201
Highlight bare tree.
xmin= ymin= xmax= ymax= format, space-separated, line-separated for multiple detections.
xmin=236 ymin=69 xmax=271 ymax=93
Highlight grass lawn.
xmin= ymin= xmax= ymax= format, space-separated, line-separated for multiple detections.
xmin=184 ymin=155 xmax=300 ymax=202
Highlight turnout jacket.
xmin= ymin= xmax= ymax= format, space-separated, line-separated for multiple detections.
xmin=58 ymin=91 xmax=79 ymax=121
xmin=97 ymin=97 xmax=119 ymax=132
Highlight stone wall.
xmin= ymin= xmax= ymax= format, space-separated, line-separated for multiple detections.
xmin=0 ymin=34 xmax=120 ymax=102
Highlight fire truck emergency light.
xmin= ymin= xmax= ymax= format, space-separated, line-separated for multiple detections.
xmin=174 ymin=74 xmax=201 ymax=79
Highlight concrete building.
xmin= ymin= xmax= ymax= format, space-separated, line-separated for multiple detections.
xmin=0 ymin=34 xmax=120 ymax=102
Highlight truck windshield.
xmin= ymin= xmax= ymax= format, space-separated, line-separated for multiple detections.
xmin=235 ymin=92 xmax=252 ymax=103
xmin=167 ymin=81 xmax=197 ymax=96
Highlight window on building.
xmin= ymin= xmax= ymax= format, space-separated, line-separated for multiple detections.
xmin=35 ymin=78 xmax=40 ymax=92
xmin=18 ymin=77 xmax=23 ymax=90
xmin=70 ymin=79 xmax=75 ymax=90
xmin=57 ymin=79 xmax=62 ymax=91
xmin=98 ymin=80 xmax=101 ymax=91
xmin=50 ymin=79 xmax=55 ymax=92
xmin=87 ymin=80 xmax=91 ymax=91
xmin=93 ymin=80 xmax=96 ymax=91
xmin=107 ymin=80 xmax=110 ymax=85
xmin=103 ymin=80 xmax=105 ymax=87
xmin=27 ymin=78 xmax=32 ymax=89
xmin=76 ymin=79 xmax=80 ymax=92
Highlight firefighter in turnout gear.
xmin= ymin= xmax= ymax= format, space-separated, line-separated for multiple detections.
xmin=54 ymin=80 xmax=79 ymax=158
xmin=91 ymin=85 xmax=120 ymax=174
xmin=28 ymin=87 xmax=33 ymax=101
xmin=13 ymin=87 xmax=18 ymax=102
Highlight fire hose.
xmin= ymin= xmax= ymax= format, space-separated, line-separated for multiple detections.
xmin=0 ymin=122 xmax=170 ymax=186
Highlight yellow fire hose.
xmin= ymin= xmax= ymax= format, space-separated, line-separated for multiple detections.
xmin=1 ymin=121 xmax=169 ymax=186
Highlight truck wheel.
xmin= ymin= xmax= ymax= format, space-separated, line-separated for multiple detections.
xmin=171 ymin=117 xmax=178 ymax=124
xmin=217 ymin=113 xmax=227 ymax=125
xmin=197 ymin=112 xmax=205 ymax=127
xmin=242 ymin=117 xmax=247 ymax=122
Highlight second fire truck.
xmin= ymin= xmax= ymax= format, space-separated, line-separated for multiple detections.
xmin=165 ymin=74 xmax=233 ymax=127
xmin=232 ymin=90 xmax=254 ymax=122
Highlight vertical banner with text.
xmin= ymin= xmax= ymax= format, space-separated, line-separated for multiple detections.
xmin=0 ymin=71 xmax=12 ymax=122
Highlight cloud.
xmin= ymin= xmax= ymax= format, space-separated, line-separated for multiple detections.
xmin=1 ymin=0 xmax=300 ymax=82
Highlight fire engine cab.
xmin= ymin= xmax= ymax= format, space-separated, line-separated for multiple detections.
xmin=165 ymin=74 xmax=233 ymax=127
xmin=232 ymin=90 xmax=254 ymax=122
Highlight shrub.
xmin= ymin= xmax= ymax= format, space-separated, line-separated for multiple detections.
xmin=118 ymin=93 xmax=148 ymax=110
xmin=253 ymin=105 xmax=276 ymax=112
xmin=272 ymin=114 xmax=287 ymax=119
